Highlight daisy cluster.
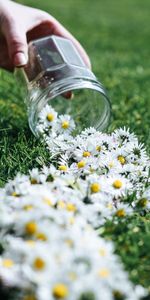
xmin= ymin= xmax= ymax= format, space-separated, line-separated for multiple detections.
xmin=0 ymin=104 xmax=149 ymax=300
xmin=0 ymin=186 xmax=146 ymax=300
xmin=36 ymin=105 xmax=150 ymax=220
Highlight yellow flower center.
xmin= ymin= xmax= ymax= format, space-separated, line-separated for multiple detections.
xmin=99 ymin=248 xmax=106 ymax=257
xmin=83 ymin=151 xmax=91 ymax=157
xmin=118 ymin=155 xmax=126 ymax=165
xmin=138 ymin=198 xmax=148 ymax=207
xmin=77 ymin=160 xmax=86 ymax=169
xmin=113 ymin=290 xmax=123 ymax=299
xmin=23 ymin=205 xmax=33 ymax=211
xmin=26 ymin=240 xmax=36 ymax=247
xmin=106 ymin=203 xmax=113 ymax=210
xmin=68 ymin=272 xmax=77 ymax=281
xmin=23 ymin=295 xmax=36 ymax=300
xmin=30 ymin=178 xmax=38 ymax=184
xmin=2 ymin=259 xmax=14 ymax=268
xmin=62 ymin=121 xmax=69 ymax=129
xmin=90 ymin=167 xmax=94 ymax=173
xmin=98 ymin=268 xmax=110 ymax=278
xmin=25 ymin=222 xmax=37 ymax=235
xmin=113 ymin=180 xmax=123 ymax=189
xmin=116 ymin=209 xmax=126 ymax=217
xmin=33 ymin=257 xmax=45 ymax=270
xmin=66 ymin=203 xmax=77 ymax=212
xmin=108 ymin=161 xmax=114 ymax=168
xmin=11 ymin=191 xmax=18 ymax=197
xmin=96 ymin=145 xmax=101 ymax=152
xmin=36 ymin=232 xmax=47 ymax=241
xmin=52 ymin=283 xmax=69 ymax=299
xmin=47 ymin=113 xmax=54 ymax=122
xmin=69 ymin=217 xmax=75 ymax=225
xmin=65 ymin=239 xmax=74 ymax=247
xmin=43 ymin=197 xmax=53 ymax=206
xmin=90 ymin=183 xmax=101 ymax=193
xmin=58 ymin=165 xmax=68 ymax=172
xmin=57 ymin=200 xmax=66 ymax=209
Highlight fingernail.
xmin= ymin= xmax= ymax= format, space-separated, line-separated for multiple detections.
xmin=14 ymin=52 xmax=28 ymax=66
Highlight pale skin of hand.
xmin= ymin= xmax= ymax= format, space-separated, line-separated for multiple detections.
xmin=0 ymin=0 xmax=91 ymax=71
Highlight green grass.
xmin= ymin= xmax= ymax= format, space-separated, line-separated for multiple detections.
xmin=0 ymin=0 xmax=150 ymax=185
xmin=101 ymin=213 xmax=150 ymax=296
xmin=0 ymin=0 xmax=150 ymax=295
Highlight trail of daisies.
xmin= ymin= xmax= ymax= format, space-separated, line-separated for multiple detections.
xmin=0 ymin=105 xmax=149 ymax=300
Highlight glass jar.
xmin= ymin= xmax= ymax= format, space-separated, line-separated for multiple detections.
xmin=15 ymin=35 xmax=111 ymax=136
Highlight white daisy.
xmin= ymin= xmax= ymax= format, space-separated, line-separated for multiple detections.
xmin=54 ymin=114 xmax=75 ymax=136
xmin=112 ymin=127 xmax=138 ymax=149
xmin=103 ymin=175 xmax=133 ymax=197
xmin=38 ymin=104 xmax=57 ymax=127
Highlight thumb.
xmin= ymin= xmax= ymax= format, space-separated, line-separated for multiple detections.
xmin=2 ymin=18 xmax=28 ymax=66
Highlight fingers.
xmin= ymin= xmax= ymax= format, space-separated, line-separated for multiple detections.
xmin=1 ymin=15 xmax=28 ymax=67
xmin=0 ymin=37 xmax=14 ymax=71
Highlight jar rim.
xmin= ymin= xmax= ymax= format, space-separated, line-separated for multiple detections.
xmin=28 ymin=76 xmax=111 ymax=136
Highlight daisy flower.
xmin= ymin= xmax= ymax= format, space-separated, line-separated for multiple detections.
xmin=104 ymin=175 xmax=132 ymax=198
xmin=38 ymin=104 xmax=57 ymax=127
xmin=112 ymin=127 xmax=138 ymax=145
xmin=54 ymin=114 xmax=75 ymax=136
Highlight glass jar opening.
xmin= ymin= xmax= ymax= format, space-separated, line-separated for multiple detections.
xmin=28 ymin=77 xmax=111 ymax=136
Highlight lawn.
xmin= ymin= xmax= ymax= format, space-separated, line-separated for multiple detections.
xmin=0 ymin=0 xmax=150 ymax=297
xmin=0 ymin=0 xmax=150 ymax=185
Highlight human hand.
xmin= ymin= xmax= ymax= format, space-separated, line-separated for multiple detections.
xmin=0 ymin=0 xmax=91 ymax=71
